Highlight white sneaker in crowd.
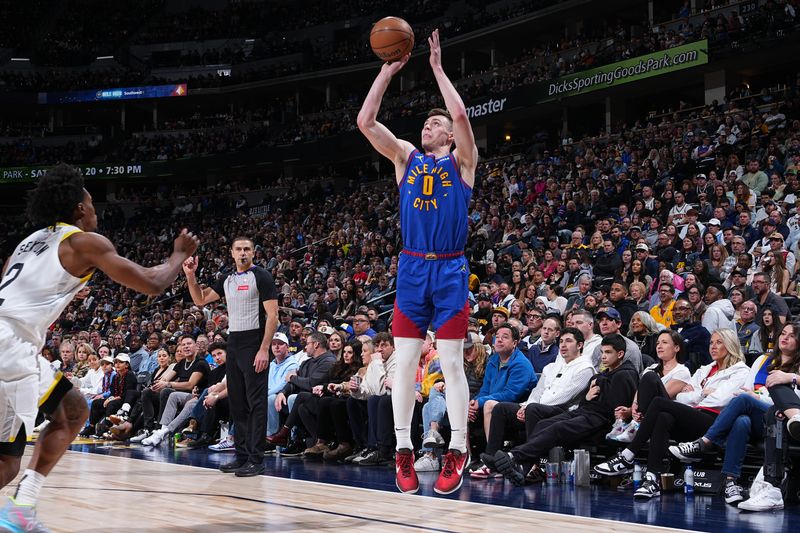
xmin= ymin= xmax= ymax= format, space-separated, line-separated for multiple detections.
xmin=209 ymin=436 xmax=235 ymax=452
xmin=738 ymin=480 xmax=784 ymax=512
xmin=414 ymin=453 xmax=440 ymax=472
xmin=142 ymin=427 xmax=170 ymax=447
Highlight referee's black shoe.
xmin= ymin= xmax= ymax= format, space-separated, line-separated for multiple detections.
xmin=219 ymin=458 xmax=247 ymax=473
xmin=234 ymin=461 xmax=265 ymax=477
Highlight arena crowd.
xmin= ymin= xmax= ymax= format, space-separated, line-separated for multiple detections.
xmin=3 ymin=61 xmax=791 ymax=511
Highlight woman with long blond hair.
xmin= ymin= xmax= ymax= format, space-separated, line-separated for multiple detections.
xmin=595 ymin=329 xmax=750 ymax=499
xmin=706 ymin=243 xmax=729 ymax=281
xmin=74 ymin=342 xmax=96 ymax=379
xmin=669 ymin=321 xmax=799 ymax=505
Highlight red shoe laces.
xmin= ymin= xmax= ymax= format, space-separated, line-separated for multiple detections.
xmin=398 ymin=453 xmax=413 ymax=476
xmin=442 ymin=452 xmax=457 ymax=477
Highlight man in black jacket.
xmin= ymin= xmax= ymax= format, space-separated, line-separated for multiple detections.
xmin=267 ymin=331 xmax=336 ymax=450
xmin=608 ymin=281 xmax=639 ymax=328
xmin=593 ymin=239 xmax=623 ymax=281
xmin=670 ymin=296 xmax=711 ymax=372
xmin=485 ymin=334 xmax=639 ymax=486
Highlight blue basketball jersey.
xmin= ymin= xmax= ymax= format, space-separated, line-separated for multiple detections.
xmin=398 ymin=149 xmax=472 ymax=253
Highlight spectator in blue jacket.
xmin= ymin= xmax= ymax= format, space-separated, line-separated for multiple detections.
xmin=266 ymin=332 xmax=299 ymax=436
xmin=527 ymin=317 xmax=561 ymax=373
xmin=469 ymin=323 xmax=537 ymax=444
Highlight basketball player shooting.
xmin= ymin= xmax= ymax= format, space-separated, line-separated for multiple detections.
xmin=0 ymin=164 xmax=198 ymax=531
xmin=357 ymin=29 xmax=477 ymax=495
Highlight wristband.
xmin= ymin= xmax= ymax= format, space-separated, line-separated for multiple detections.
xmin=793 ymin=375 xmax=798 ymax=389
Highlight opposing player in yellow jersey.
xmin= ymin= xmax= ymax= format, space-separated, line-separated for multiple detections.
xmin=0 ymin=164 xmax=198 ymax=532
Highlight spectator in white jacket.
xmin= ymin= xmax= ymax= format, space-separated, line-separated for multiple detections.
xmin=595 ymin=329 xmax=750 ymax=499
xmin=470 ymin=328 xmax=595 ymax=478
xmin=702 ymin=284 xmax=737 ymax=333
xmin=78 ymin=353 xmax=104 ymax=399
xmin=346 ymin=332 xmax=397 ymax=464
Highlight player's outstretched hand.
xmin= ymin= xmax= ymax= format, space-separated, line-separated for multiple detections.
xmin=174 ymin=229 xmax=199 ymax=257
xmin=182 ymin=256 xmax=198 ymax=277
xmin=428 ymin=29 xmax=441 ymax=69
xmin=382 ymin=53 xmax=409 ymax=77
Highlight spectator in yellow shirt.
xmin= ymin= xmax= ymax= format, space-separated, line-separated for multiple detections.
xmin=650 ymin=282 xmax=676 ymax=327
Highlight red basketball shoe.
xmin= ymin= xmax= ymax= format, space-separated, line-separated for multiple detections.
xmin=434 ymin=449 xmax=470 ymax=495
xmin=395 ymin=448 xmax=419 ymax=494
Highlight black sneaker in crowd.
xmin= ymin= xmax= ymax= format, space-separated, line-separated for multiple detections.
xmin=280 ymin=440 xmax=306 ymax=457
xmin=351 ymin=448 xmax=373 ymax=464
xmin=594 ymin=452 xmax=635 ymax=476
xmin=479 ymin=452 xmax=499 ymax=471
xmin=344 ymin=447 xmax=365 ymax=463
xmin=359 ymin=449 xmax=391 ymax=466
xmin=633 ymin=472 xmax=661 ymax=499
xmin=724 ymin=479 xmax=744 ymax=505
xmin=668 ymin=440 xmax=704 ymax=462
xmin=187 ymin=434 xmax=213 ymax=448
xmin=493 ymin=451 xmax=526 ymax=487
xmin=219 ymin=458 xmax=247 ymax=473
xmin=525 ymin=464 xmax=547 ymax=484
xmin=263 ymin=442 xmax=277 ymax=456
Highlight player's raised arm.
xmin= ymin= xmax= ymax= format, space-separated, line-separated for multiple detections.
xmin=428 ymin=29 xmax=478 ymax=186
xmin=67 ymin=229 xmax=199 ymax=296
xmin=357 ymin=56 xmax=416 ymax=170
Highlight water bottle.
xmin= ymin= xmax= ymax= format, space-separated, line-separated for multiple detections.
xmin=633 ymin=462 xmax=642 ymax=489
xmin=684 ymin=465 xmax=694 ymax=495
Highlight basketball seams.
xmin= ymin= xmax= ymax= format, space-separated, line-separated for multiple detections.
xmin=370 ymin=29 xmax=414 ymax=50
xmin=370 ymin=28 xmax=414 ymax=38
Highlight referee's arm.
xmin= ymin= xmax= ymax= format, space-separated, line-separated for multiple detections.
xmin=254 ymin=298 xmax=279 ymax=373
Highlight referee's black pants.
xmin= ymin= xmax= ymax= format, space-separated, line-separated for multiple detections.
xmin=227 ymin=329 xmax=268 ymax=464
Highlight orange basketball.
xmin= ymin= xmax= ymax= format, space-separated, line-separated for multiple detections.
xmin=370 ymin=16 xmax=414 ymax=62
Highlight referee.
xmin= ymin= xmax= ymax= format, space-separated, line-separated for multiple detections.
xmin=184 ymin=236 xmax=278 ymax=476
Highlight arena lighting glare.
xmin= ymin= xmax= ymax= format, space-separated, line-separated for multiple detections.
xmin=96 ymin=55 xmax=115 ymax=60
xmin=505 ymin=134 xmax=511 ymax=141
xmin=10 ymin=57 xmax=30 ymax=61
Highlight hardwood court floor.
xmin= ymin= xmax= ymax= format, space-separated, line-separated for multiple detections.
xmin=1 ymin=449 xmax=700 ymax=533
xmin=3 ymin=445 xmax=796 ymax=533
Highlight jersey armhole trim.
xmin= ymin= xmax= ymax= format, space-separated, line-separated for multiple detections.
xmin=399 ymin=149 xmax=418 ymax=189
xmin=58 ymin=228 xmax=94 ymax=282
xmin=59 ymin=229 xmax=82 ymax=242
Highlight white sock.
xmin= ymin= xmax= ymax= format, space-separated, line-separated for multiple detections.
xmin=621 ymin=448 xmax=635 ymax=462
xmin=437 ymin=339 xmax=469 ymax=454
xmin=391 ymin=337 xmax=424 ymax=451
xmin=14 ymin=469 xmax=45 ymax=506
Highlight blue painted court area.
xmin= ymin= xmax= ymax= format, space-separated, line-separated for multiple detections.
xmin=68 ymin=442 xmax=797 ymax=532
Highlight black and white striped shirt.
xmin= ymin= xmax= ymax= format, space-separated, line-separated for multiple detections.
xmin=212 ymin=266 xmax=278 ymax=332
